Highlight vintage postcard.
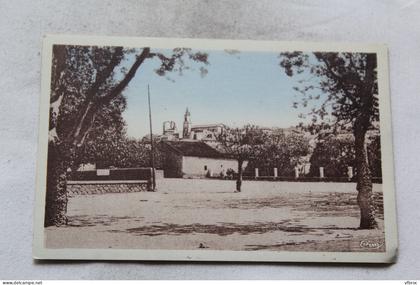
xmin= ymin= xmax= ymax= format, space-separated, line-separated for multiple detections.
xmin=33 ymin=35 xmax=398 ymax=262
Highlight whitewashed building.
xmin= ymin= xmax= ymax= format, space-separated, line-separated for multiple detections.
xmin=160 ymin=140 xmax=246 ymax=178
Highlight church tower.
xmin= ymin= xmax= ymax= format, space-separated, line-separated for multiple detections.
xmin=183 ymin=107 xmax=191 ymax=139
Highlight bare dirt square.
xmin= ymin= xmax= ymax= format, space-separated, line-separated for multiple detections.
xmin=45 ymin=179 xmax=385 ymax=252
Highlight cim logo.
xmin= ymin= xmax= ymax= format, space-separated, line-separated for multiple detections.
xmin=359 ymin=240 xmax=384 ymax=249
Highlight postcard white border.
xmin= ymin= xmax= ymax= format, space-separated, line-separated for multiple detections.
xmin=33 ymin=35 xmax=398 ymax=263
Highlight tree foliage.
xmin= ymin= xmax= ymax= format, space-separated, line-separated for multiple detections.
xmin=218 ymin=125 xmax=266 ymax=160
xmin=247 ymin=131 xmax=310 ymax=176
xmin=46 ymin=44 xmax=209 ymax=226
xmin=218 ymin=125 xmax=267 ymax=191
xmin=309 ymin=134 xmax=355 ymax=178
xmin=49 ymin=45 xmax=209 ymax=151
xmin=280 ymin=52 xmax=379 ymax=131
xmin=279 ymin=51 xmax=380 ymax=229
xmin=309 ymin=133 xmax=382 ymax=178
xmin=77 ymin=136 xmax=164 ymax=170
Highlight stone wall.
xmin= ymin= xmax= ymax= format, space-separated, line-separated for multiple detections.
xmin=67 ymin=182 xmax=150 ymax=196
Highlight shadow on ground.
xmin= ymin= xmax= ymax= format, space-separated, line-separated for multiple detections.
xmin=67 ymin=215 xmax=144 ymax=227
xmin=108 ymin=222 xmax=358 ymax=237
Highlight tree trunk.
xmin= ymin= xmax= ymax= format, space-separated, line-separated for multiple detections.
xmin=44 ymin=143 xmax=71 ymax=227
xmin=236 ymin=159 xmax=243 ymax=192
xmin=354 ymin=124 xmax=377 ymax=229
xmin=44 ymin=47 xmax=152 ymax=227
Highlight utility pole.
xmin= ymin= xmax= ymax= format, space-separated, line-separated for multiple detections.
xmin=148 ymin=84 xmax=156 ymax=191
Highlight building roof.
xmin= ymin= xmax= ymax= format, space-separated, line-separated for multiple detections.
xmin=191 ymin=123 xmax=225 ymax=130
xmin=161 ymin=140 xmax=232 ymax=159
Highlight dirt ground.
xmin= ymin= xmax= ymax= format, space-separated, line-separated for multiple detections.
xmin=45 ymin=179 xmax=385 ymax=252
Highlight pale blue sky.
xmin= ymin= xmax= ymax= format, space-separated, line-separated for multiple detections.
xmin=121 ymin=49 xmax=306 ymax=139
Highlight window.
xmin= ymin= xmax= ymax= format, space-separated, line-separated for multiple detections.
xmin=204 ymin=165 xmax=207 ymax=171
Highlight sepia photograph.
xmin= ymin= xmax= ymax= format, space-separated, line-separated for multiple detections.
xmin=33 ymin=36 xmax=397 ymax=262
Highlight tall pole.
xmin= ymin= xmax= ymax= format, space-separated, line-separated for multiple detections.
xmin=148 ymin=84 xmax=156 ymax=191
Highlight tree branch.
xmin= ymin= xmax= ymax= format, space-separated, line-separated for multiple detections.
xmin=319 ymin=56 xmax=360 ymax=108
xmin=67 ymin=47 xmax=124 ymax=144
xmin=99 ymin=47 xmax=151 ymax=105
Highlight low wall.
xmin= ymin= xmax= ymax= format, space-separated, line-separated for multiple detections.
xmin=242 ymin=176 xmax=383 ymax=183
xmin=71 ymin=167 xmax=152 ymax=181
xmin=67 ymin=180 xmax=150 ymax=196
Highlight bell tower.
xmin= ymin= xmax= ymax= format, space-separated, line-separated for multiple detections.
xmin=183 ymin=107 xmax=191 ymax=138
